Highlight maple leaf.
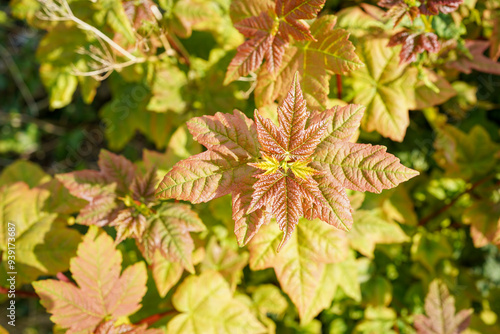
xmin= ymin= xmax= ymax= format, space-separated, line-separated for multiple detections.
xmin=275 ymin=0 xmax=326 ymax=41
xmin=419 ymin=0 xmax=463 ymax=15
xmin=56 ymin=149 xmax=139 ymax=226
xmin=57 ymin=170 xmax=117 ymax=226
xmin=255 ymin=15 xmax=364 ymax=109
xmin=388 ymin=30 xmax=440 ymax=64
xmin=167 ymin=271 xmax=266 ymax=334
xmin=252 ymin=284 xmax=289 ymax=317
xmin=248 ymin=74 xmax=333 ymax=249
xmin=33 ymin=228 xmax=147 ymax=334
xmin=0 ymin=159 xmax=51 ymax=188
xmin=414 ymin=69 xmax=456 ymax=109
xmin=57 ymin=150 xmax=167 ymax=248
xmin=224 ymin=0 xmax=327 ymax=84
xmin=433 ymin=124 xmax=500 ymax=180
xmin=111 ymin=209 xmax=148 ymax=244
xmin=201 ymin=237 xmax=249 ymax=290
xmin=156 ymin=109 xmax=269 ymax=247
xmin=98 ymin=149 xmax=137 ymax=195
xmin=248 ymin=219 xmax=348 ymax=324
xmin=131 ymin=167 xmax=158 ymax=204
xmin=378 ymin=0 xmax=420 ymax=27
xmin=348 ymin=210 xmax=409 ymax=258
xmin=139 ymin=202 xmax=206 ymax=273
xmin=448 ymin=40 xmax=500 ymax=75
xmin=151 ymin=250 xmax=184 ymax=298
xmin=0 ymin=182 xmax=81 ymax=286
xmin=252 ymin=73 xmax=417 ymax=248
xmin=349 ymin=37 xmax=418 ymax=141
xmin=463 ymin=200 xmax=500 ymax=248
xmin=158 ymin=72 xmax=418 ymax=249
xmin=414 ymin=279 xmax=473 ymax=334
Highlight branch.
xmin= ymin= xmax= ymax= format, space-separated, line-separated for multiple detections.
xmin=0 ymin=111 xmax=66 ymax=135
xmin=418 ymin=175 xmax=495 ymax=226
xmin=336 ymin=74 xmax=342 ymax=100
xmin=135 ymin=309 xmax=179 ymax=326
xmin=0 ymin=287 xmax=39 ymax=298
xmin=0 ymin=45 xmax=39 ymax=116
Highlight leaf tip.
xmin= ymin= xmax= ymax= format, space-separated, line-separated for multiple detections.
xmin=276 ymin=230 xmax=292 ymax=252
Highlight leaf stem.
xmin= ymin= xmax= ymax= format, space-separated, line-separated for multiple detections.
xmin=135 ymin=309 xmax=179 ymax=326
xmin=165 ymin=33 xmax=191 ymax=67
xmin=0 ymin=287 xmax=39 ymax=298
xmin=336 ymin=74 xmax=342 ymax=99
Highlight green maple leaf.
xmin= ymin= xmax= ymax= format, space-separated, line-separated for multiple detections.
xmin=99 ymin=80 xmax=180 ymax=150
xmin=33 ymin=227 xmax=149 ymax=334
xmin=167 ymin=271 xmax=266 ymax=334
xmin=463 ymin=200 xmax=500 ymax=248
xmin=200 ymin=237 xmax=249 ymax=290
xmin=349 ymin=37 xmax=418 ymax=141
xmin=348 ymin=210 xmax=409 ymax=258
xmin=151 ymin=250 xmax=184 ymax=298
xmin=0 ymin=160 xmax=50 ymax=188
xmin=157 ymin=73 xmax=418 ymax=249
xmin=0 ymin=182 xmax=81 ymax=286
xmin=414 ymin=279 xmax=473 ymax=334
xmin=248 ymin=218 xmax=347 ymax=324
xmin=433 ymin=124 xmax=500 ymax=181
xmin=252 ymin=284 xmax=289 ymax=317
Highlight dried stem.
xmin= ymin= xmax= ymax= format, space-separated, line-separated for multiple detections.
xmin=36 ymin=0 xmax=151 ymax=79
xmin=37 ymin=0 xmax=138 ymax=61
xmin=239 ymin=72 xmax=258 ymax=99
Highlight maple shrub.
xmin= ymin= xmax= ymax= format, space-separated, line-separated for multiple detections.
xmin=2 ymin=0 xmax=500 ymax=333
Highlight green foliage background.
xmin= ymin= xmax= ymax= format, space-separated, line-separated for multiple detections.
xmin=0 ymin=0 xmax=500 ymax=333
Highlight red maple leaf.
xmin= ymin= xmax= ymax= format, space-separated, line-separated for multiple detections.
xmin=157 ymin=72 xmax=419 ymax=250
xmin=224 ymin=0 xmax=326 ymax=84
xmin=247 ymin=73 xmax=329 ymax=249
xmin=419 ymin=0 xmax=463 ymax=15
xmin=448 ymin=40 xmax=500 ymax=75
xmin=378 ymin=0 xmax=420 ymax=27
xmin=388 ymin=30 xmax=440 ymax=63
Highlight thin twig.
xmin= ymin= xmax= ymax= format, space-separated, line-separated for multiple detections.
xmin=239 ymin=72 xmax=258 ymax=99
xmin=418 ymin=175 xmax=495 ymax=226
xmin=38 ymin=0 xmax=138 ymax=61
xmin=0 ymin=111 xmax=66 ymax=135
xmin=0 ymin=44 xmax=39 ymax=116
xmin=165 ymin=33 xmax=190 ymax=66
